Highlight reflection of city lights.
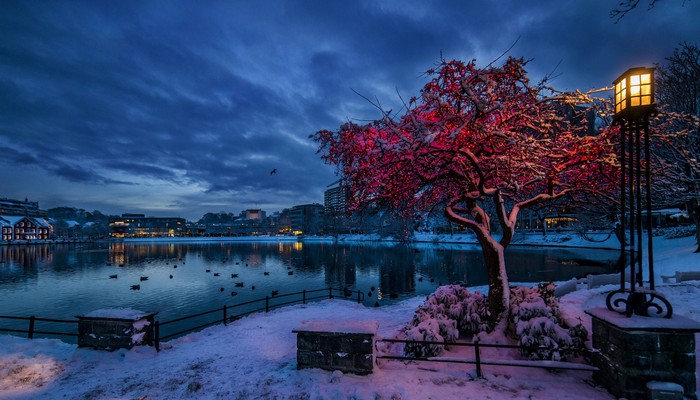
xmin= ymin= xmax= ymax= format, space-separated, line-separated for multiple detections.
xmin=0 ymin=245 xmax=54 ymax=268
xmin=293 ymin=242 xmax=303 ymax=251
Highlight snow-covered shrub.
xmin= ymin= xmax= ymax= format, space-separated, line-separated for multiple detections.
xmin=456 ymin=291 xmax=490 ymax=334
xmin=403 ymin=285 xmax=489 ymax=357
xmin=566 ymin=322 xmax=588 ymax=355
xmin=403 ymin=317 xmax=455 ymax=357
xmin=655 ymin=225 xmax=696 ymax=239
xmin=403 ymin=283 xmax=588 ymax=361
xmin=508 ymin=283 xmax=587 ymax=361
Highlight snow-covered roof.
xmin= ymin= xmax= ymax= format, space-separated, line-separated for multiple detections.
xmin=0 ymin=215 xmax=51 ymax=227
xmin=0 ymin=215 xmax=32 ymax=226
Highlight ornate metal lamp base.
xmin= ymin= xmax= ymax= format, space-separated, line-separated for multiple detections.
xmin=605 ymin=288 xmax=673 ymax=318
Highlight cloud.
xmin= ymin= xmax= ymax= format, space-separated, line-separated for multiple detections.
xmin=0 ymin=0 xmax=698 ymax=220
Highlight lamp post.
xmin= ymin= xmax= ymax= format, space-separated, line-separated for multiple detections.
xmin=605 ymin=66 xmax=673 ymax=318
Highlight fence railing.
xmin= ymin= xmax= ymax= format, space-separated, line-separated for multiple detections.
xmin=154 ymin=287 xmax=363 ymax=350
xmin=375 ymin=338 xmax=597 ymax=377
xmin=0 ymin=315 xmax=79 ymax=339
xmin=0 ymin=287 xmax=364 ymax=350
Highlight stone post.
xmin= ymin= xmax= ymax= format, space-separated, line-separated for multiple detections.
xmin=292 ymin=320 xmax=378 ymax=375
xmin=586 ymin=308 xmax=700 ymax=399
xmin=77 ymin=309 xmax=157 ymax=350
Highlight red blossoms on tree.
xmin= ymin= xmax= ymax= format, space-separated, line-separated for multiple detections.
xmin=313 ymin=57 xmax=617 ymax=328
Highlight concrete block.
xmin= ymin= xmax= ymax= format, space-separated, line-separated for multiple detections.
xmin=646 ymin=381 xmax=684 ymax=400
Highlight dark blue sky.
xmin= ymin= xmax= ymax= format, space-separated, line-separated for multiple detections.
xmin=1 ymin=1 xmax=698 ymax=221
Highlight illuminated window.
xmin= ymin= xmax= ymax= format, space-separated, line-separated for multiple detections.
xmin=613 ymin=67 xmax=655 ymax=119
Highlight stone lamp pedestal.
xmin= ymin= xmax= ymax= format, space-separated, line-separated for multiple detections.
xmin=586 ymin=308 xmax=700 ymax=399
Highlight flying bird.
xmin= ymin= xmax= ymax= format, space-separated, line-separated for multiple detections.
xmin=270 ymin=168 xmax=277 ymax=175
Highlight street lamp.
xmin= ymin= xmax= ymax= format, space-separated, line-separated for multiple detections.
xmin=613 ymin=67 xmax=656 ymax=120
xmin=606 ymin=66 xmax=673 ymax=318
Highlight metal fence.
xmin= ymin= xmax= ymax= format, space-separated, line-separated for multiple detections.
xmin=154 ymin=287 xmax=364 ymax=350
xmin=0 ymin=315 xmax=79 ymax=340
xmin=0 ymin=287 xmax=364 ymax=350
xmin=375 ymin=338 xmax=597 ymax=377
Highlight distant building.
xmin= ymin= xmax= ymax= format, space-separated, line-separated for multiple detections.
xmin=0 ymin=215 xmax=52 ymax=240
xmin=290 ymin=204 xmax=324 ymax=235
xmin=274 ymin=209 xmax=293 ymax=235
xmin=0 ymin=197 xmax=47 ymax=218
xmin=109 ymin=214 xmax=186 ymax=238
xmin=324 ymin=181 xmax=348 ymax=215
xmin=324 ymin=181 xmax=358 ymax=234
xmin=240 ymin=209 xmax=266 ymax=220
xmin=0 ymin=197 xmax=52 ymax=241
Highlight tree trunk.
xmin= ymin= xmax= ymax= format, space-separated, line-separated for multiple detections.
xmin=444 ymin=200 xmax=511 ymax=331
xmin=478 ymin=237 xmax=510 ymax=331
xmin=539 ymin=216 xmax=547 ymax=237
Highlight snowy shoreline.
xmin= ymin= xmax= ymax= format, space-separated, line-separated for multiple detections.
xmin=0 ymin=231 xmax=625 ymax=251
xmin=112 ymin=230 xmax=624 ymax=251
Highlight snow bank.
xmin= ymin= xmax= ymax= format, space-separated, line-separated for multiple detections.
xmin=1 ymin=296 xmax=616 ymax=400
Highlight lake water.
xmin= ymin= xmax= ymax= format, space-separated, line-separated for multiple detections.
xmin=0 ymin=240 xmax=617 ymax=340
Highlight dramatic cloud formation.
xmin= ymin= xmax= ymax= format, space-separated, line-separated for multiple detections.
xmin=1 ymin=0 xmax=698 ymax=220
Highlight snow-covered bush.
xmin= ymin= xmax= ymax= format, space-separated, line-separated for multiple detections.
xmin=403 ymin=316 xmax=457 ymax=357
xmin=654 ymin=225 xmax=696 ymax=239
xmin=404 ymin=283 xmax=587 ymax=360
xmin=508 ymin=282 xmax=587 ymax=361
xmin=403 ymin=285 xmax=488 ymax=357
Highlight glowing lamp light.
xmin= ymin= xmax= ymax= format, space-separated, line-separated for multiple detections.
xmin=612 ymin=66 xmax=655 ymax=121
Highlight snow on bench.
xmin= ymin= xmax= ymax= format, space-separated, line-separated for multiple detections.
xmin=661 ymin=271 xmax=700 ymax=284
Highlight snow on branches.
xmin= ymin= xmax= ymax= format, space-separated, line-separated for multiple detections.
xmin=508 ymin=283 xmax=587 ymax=361
xmin=313 ymin=57 xmax=616 ymax=326
xmin=403 ymin=285 xmax=488 ymax=357
xmin=313 ymin=57 xmax=616 ymax=224
xmin=402 ymin=284 xmax=588 ymax=361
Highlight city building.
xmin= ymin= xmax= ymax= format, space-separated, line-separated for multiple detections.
xmin=240 ymin=209 xmax=266 ymax=220
xmin=273 ymin=209 xmax=293 ymax=235
xmin=324 ymin=180 xmax=347 ymax=215
xmin=0 ymin=197 xmax=48 ymax=218
xmin=0 ymin=197 xmax=53 ymax=241
xmin=1 ymin=215 xmax=52 ymax=240
xmin=324 ymin=180 xmax=360 ymax=234
xmin=109 ymin=214 xmax=186 ymax=238
xmin=289 ymin=204 xmax=324 ymax=235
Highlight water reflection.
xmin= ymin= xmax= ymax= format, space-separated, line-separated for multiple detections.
xmin=0 ymin=241 xmax=617 ymax=326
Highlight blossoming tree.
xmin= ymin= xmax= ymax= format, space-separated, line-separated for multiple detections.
xmin=313 ymin=57 xmax=617 ymax=329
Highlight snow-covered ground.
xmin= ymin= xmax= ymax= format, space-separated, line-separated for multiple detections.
xmin=0 ymin=235 xmax=698 ymax=399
